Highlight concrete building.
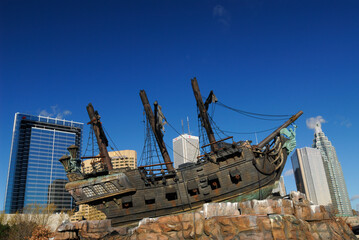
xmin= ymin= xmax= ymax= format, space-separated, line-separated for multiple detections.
xmin=172 ymin=134 xmax=200 ymax=169
xmin=4 ymin=113 xmax=83 ymax=213
xmin=291 ymin=147 xmax=332 ymax=206
xmin=82 ymin=150 xmax=137 ymax=174
xmin=70 ymin=204 xmax=106 ymax=222
xmin=312 ymin=122 xmax=352 ymax=216
xmin=272 ymin=176 xmax=287 ymax=197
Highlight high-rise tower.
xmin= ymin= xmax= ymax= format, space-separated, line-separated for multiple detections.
xmin=4 ymin=113 xmax=83 ymax=213
xmin=172 ymin=134 xmax=199 ymax=169
xmin=312 ymin=122 xmax=352 ymax=216
xmin=291 ymin=147 xmax=331 ymax=205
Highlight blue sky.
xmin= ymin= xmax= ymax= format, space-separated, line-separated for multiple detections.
xmin=1 ymin=0 xmax=358 ymax=210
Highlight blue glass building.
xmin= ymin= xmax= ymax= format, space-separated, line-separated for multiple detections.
xmin=4 ymin=113 xmax=83 ymax=213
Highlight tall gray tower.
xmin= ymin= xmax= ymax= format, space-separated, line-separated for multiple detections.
xmin=312 ymin=122 xmax=352 ymax=216
xmin=291 ymin=147 xmax=332 ymax=206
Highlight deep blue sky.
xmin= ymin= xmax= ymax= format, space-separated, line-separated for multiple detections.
xmin=1 ymin=0 xmax=358 ymax=210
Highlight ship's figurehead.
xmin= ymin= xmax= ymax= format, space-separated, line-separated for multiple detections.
xmin=280 ymin=124 xmax=297 ymax=154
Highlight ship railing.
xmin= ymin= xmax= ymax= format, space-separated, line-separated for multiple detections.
xmin=197 ymin=136 xmax=235 ymax=159
xmin=138 ymin=162 xmax=175 ymax=179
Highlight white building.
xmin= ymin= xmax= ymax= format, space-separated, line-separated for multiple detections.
xmin=291 ymin=147 xmax=332 ymax=206
xmin=172 ymin=134 xmax=200 ymax=169
xmin=312 ymin=122 xmax=352 ymax=216
xmin=272 ymin=176 xmax=287 ymax=197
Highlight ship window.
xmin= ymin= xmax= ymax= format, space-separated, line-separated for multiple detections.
xmin=122 ymin=196 xmax=133 ymax=208
xmin=165 ymin=187 xmax=178 ymax=201
xmin=93 ymin=185 xmax=107 ymax=195
xmin=104 ymin=182 xmax=117 ymax=192
xmin=187 ymin=180 xmax=200 ymax=196
xmin=145 ymin=199 xmax=155 ymax=204
xmin=83 ymin=187 xmax=96 ymax=197
xmin=229 ymin=169 xmax=242 ymax=184
xmin=208 ymin=174 xmax=221 ymax=190
xmin=144 ymin=191 xmax=156 ymax=204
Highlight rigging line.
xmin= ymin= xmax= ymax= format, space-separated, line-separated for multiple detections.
xmin=208 ymin=114 xmax=231 ymax=138
xmin=165 ymin=117 xmax=202 ymax=152
xmin=91 ymin=125 xmax=94 ymax=157
xmin=216 ymin=102 xmax=291 ymax=120
xmin=220 ymin=125 xmax=280 ymax=135
xmin=102 ymin=126 xmax=130 ymax=168
xmin=82 ymin=126 xmax=92 ymax=157
xmin=164 ymin=141 xmax=197 ymax=163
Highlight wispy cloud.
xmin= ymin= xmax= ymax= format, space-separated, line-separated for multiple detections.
xmin=213 ymin=5 xmax=231 ymax=27
xmin=351 ymin=195 xmax=359 ymax=201
xmin=337 ymin=116 xmax=352 ymax=128
xmin=306 ymin=116 xmax=326 ymax=129
xmin=283 ymin=169 xmax=294 ymax=177
xmin=38 ymin=105 xmax=72 ymax=119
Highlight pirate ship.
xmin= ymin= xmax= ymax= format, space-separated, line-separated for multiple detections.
xmin=60 ymin=78 xmax=302 ymax=226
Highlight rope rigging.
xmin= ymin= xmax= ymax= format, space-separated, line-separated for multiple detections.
xmin=139 ymin=113 xmax=163 ymax=167
xmin=103 ymin=126 xmax=130 ymax=168
xmin=216 ymin=101 xmax=291 ymax=121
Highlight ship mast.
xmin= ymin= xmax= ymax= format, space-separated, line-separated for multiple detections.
xmin=139 ymin=90 xmax=175 ymax=172
xmin=86 ymin=103 xmax=113 ymax=171
xmin=191 ymin=78 xmax=219 ymax=152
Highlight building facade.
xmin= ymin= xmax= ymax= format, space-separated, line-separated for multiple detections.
xmin=272 ymin=176 xmax=287 ymax=197
xmin=4 ymin=113 xmax=83 ymax=213
xmin=291 ymin=147 xmax=332 ymax=206
xmin=172 ymin=134 xmax=200 ymax=169
xmin=312 ymin=122 xmax=352 ymax=216
xmin=82 ymin=150 xmax=137 ymax=174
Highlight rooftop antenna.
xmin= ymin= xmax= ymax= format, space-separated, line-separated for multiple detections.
xmin=181 ymin=119 xmax=184 ymax=134
xmin=187 ymin=116 xmax=191 ymax=135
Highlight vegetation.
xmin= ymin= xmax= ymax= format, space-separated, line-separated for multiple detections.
xmin=0 ymin=203 xmax=71 ymax=240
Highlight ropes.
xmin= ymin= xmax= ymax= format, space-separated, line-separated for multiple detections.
xmin=216 ymin=101 xmax=291 ymax=121
xmin=103 ymin=126 xmax=130 ymax=168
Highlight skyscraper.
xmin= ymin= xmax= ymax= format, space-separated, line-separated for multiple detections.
xmin=291 ymin=147 xmax=332 ymax=205
xmin=312 ymin=122 xmax=352 ymax=216
xmin=4 ymin=113 xmax=83 ymax=213
xmin=172 ymin=134 xmax=199 ymax=169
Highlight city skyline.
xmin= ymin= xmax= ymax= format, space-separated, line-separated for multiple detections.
xmin=1 ymin=1 xmax=359 ymax=211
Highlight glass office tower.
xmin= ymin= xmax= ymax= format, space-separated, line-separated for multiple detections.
xmin=4 ymin=113 xmax=83 ymax=213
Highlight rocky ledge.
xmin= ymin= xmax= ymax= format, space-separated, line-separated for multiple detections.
xmin=54 ymin=192 xmax=358 ymax=239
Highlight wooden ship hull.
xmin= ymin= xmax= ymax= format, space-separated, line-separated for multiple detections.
xmin=66 ymin=139 xmax=287 ymax=226
xmin=62 ymin=78 xmax=302 ymax=227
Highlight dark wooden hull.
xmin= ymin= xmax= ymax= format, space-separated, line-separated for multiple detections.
xmin=66 ymin=136 xmax=288 ymax=227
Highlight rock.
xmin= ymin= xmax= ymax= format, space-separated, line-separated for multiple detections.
xmin=54 ymin=191 xmax=358 ymax=239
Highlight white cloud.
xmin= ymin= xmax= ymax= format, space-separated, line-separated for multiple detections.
xmin=351 ymin=195 xmax=359 ymax=201
xmin=39 ymin=110 xmax=51 ymax=117
xmin=283 ymin=169 xmax=294 ymax=177
xmin=38 ymin=105 xmax=72 ymax=119
xmin=306 ymin=116 xmax=326 ymax=129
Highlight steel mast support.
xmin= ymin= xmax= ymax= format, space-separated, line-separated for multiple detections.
xmin=86 ymin=103 xmax=113 ymax=171
xmin=139 ymin=90 xmax=175 ymax=172
xmin=191 ymin=78 xmax=219 ymax=152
